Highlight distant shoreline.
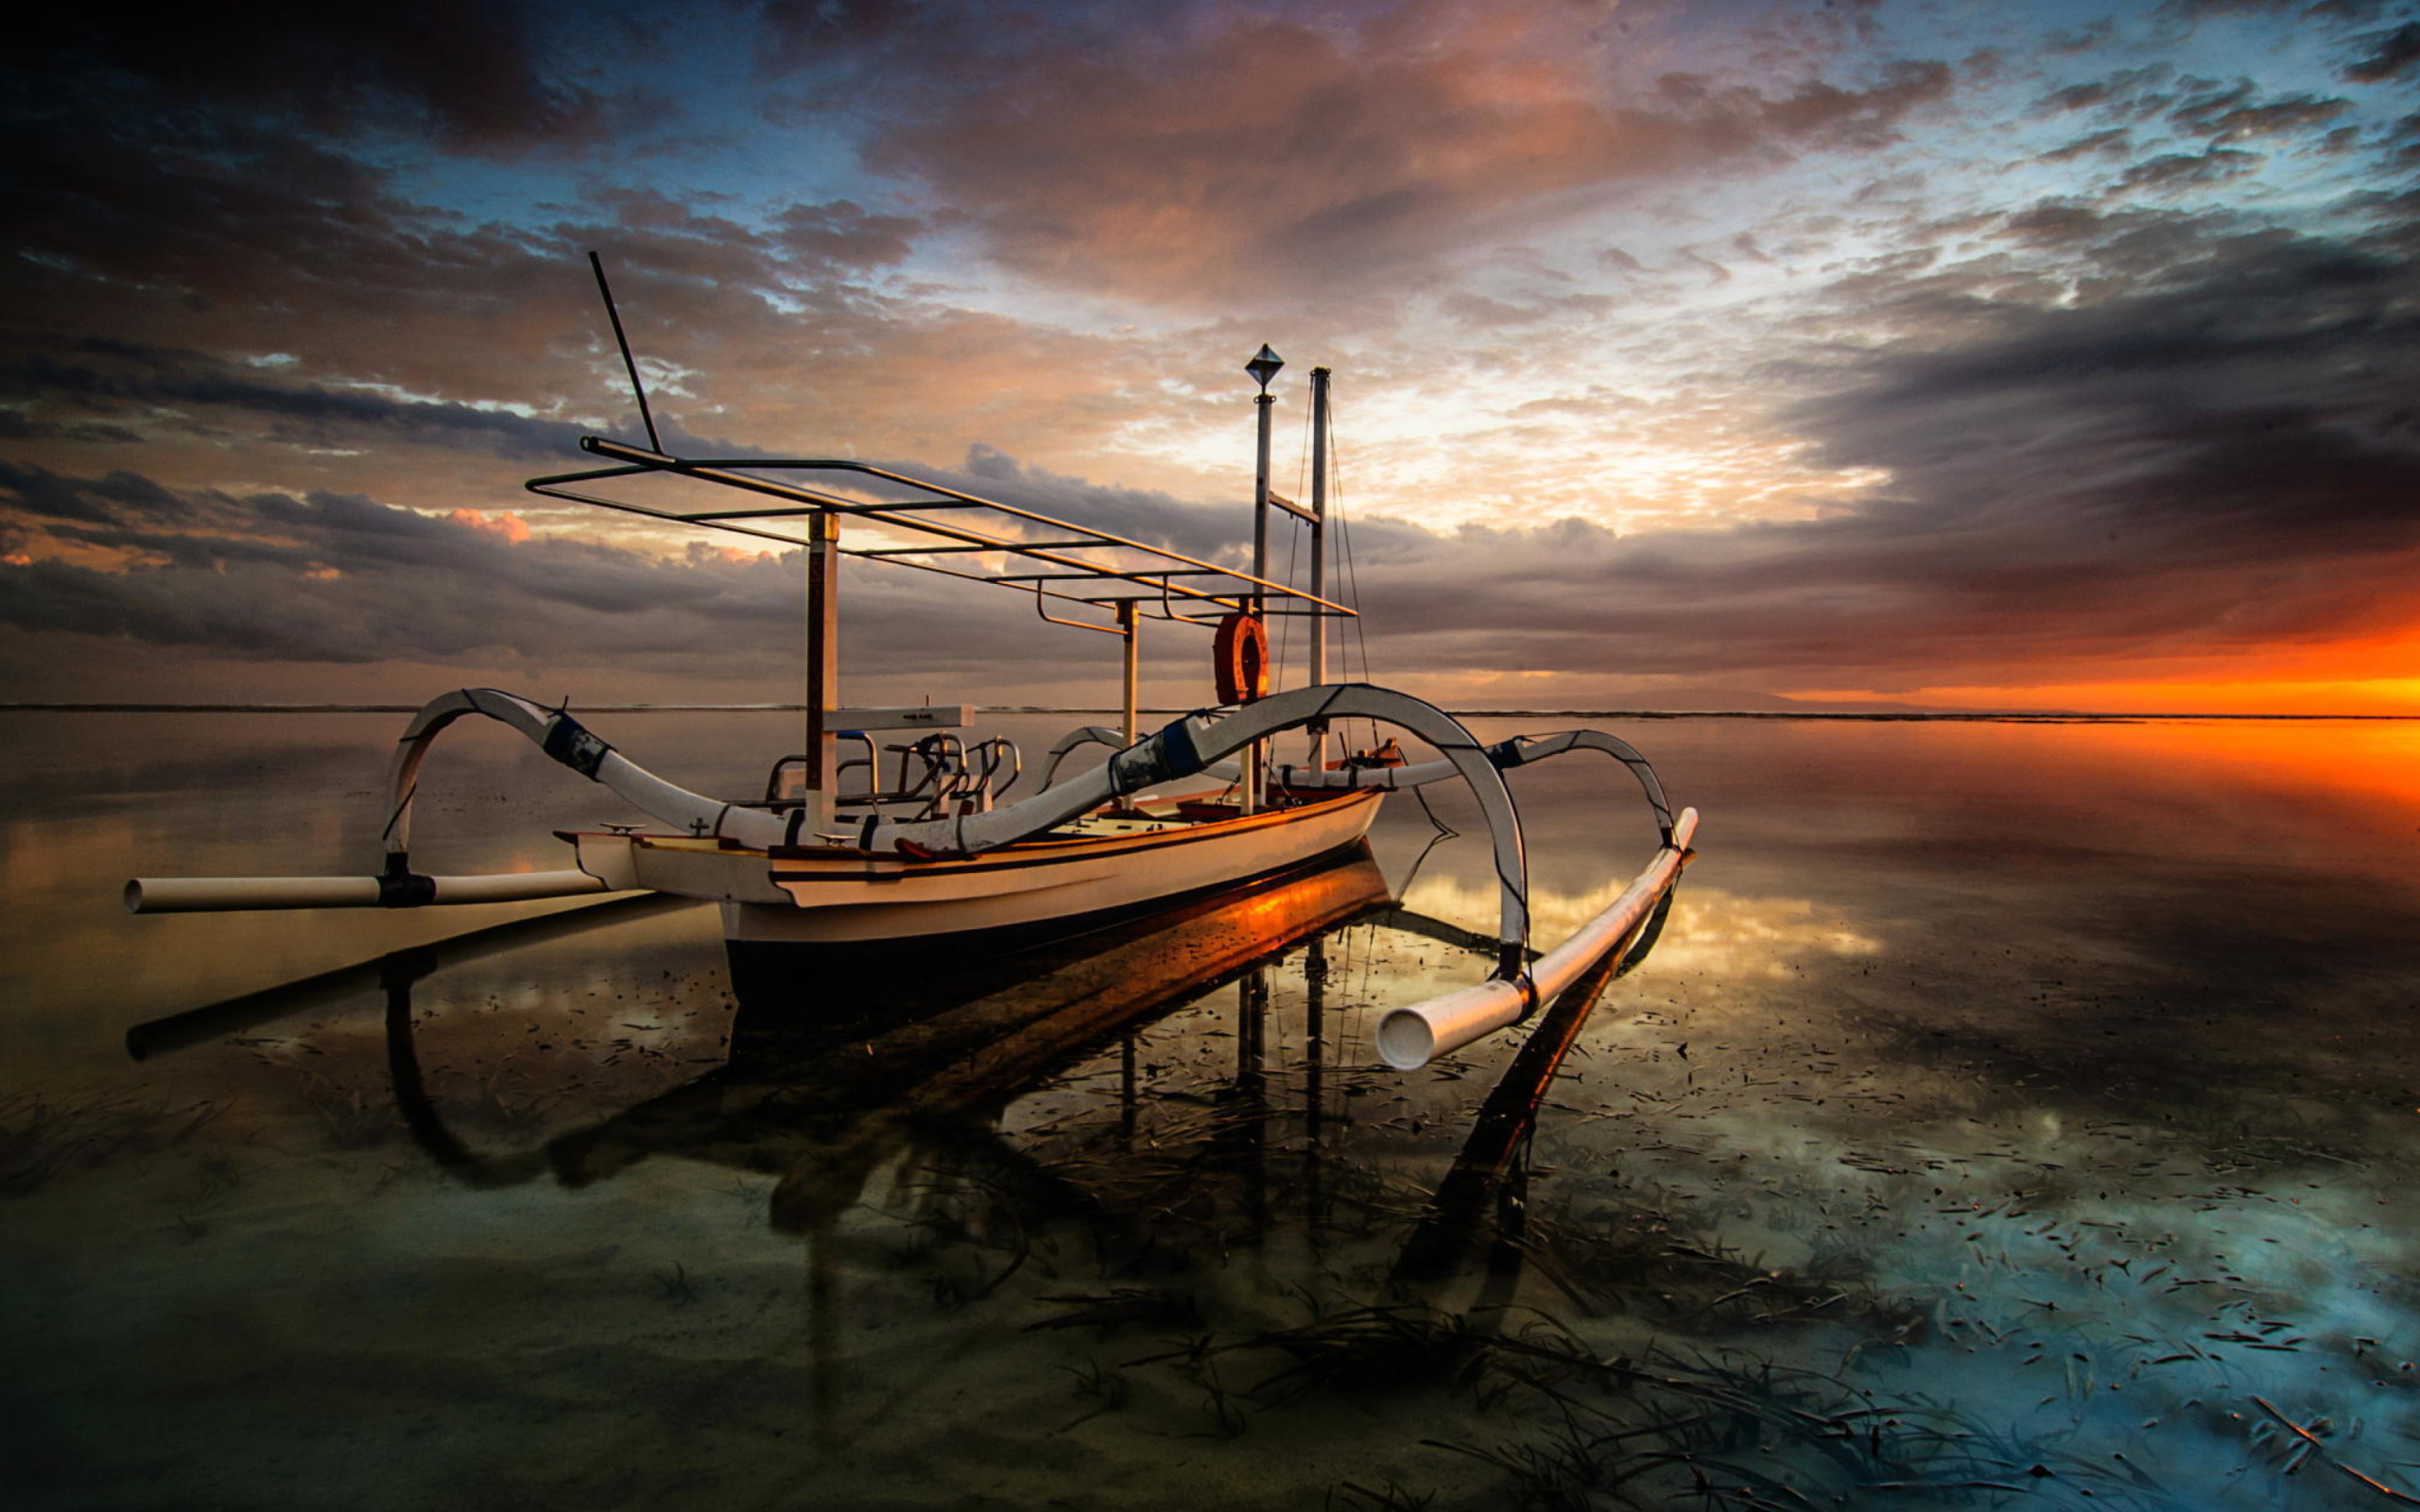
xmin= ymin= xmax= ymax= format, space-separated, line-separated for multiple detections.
xmin=3 ymin=702 xmax=2412 ymax=723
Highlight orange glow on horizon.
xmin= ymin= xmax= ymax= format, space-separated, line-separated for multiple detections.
xmin=2027 ymin=717 xmax=2420 ymax=821
xmin=1790 ymin=674 xmax=2420 ymax=717
xmin=1787 ymin=627 xmax=2420 ymax=716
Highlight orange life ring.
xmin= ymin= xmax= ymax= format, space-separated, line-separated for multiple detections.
xmin=1212 ymin=611 xmax=1269 ymax=704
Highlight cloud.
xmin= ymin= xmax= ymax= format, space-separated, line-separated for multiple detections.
xmin=0 ymin=448 xmax=1359 ymax=690
xmin=2187 ymin=94 xmax=2352 ymax=142
xmin=2343 ymin=21 xmax=2420 ymax=80
xmin=2041 ymin=128 xmax=2134 ymax=163
xmin=860 ymin=4 xmax=1952 ymax=304
xmin=2112 ymin=146 xmax=2262 ymax=194
xmin=13 ymin=202 xmax=2416 ymax=705
xmin=1731 ymin=224 xmax=2420 ymax=674
xmin=4 ymin=0 xmax=2415 ymax=711
xmin=1227 ymin=215 xmax=2420 ymax=692
xmin=2031 ymin=64 xmax=2176 ymax=123
xmin=0 ymin=466 xmax=825 ymax=669
xmin=9 ymin=1 xmax=608 ymax=152
xmin=0 ymin=344 xmax=605 ymax=460
xmin=771 ymin=199 xmax=925 ymax=271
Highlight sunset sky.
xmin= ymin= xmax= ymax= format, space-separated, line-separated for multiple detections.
xmin=5 ymin=0 xmax=2417 ymax=713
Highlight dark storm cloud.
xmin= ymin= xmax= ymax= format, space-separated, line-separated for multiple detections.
xmin=0 ymin=32 xmax=931 ymax=453
xmin=2158 ymin=0 xmax=2420 ymax=82
xmin=1 ymin=346 xmax=602 ymax=460
xmin=0 ymin=462 xmax=210 ymax=528
xmin=9 ymin=1 xmax=605 ymax=151
xmin=0 ymin=107 xmax=610 ymax=425
xmin=0 ymin=467 xmax=806 ymax=666
xmin=1665 ymin=223 xmax=2420 ymax=679
xmin=0 ymin=414 xmax=144 ymax=446
xmin=2344 ymin=21 xmax=2420 ymax=78
xmin=754 ymin=0 xmax=942 ymax=67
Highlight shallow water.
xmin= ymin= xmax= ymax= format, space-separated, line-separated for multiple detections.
xmin=6 ymin=710 xmax=2420 ymax=1509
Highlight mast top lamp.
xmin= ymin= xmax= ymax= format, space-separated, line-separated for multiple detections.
xmin=1245 ymin=345 xmax=1284 ymax=392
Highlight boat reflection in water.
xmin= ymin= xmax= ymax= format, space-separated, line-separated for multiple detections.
xmin=542 ymin=850 xmax=1398 ymax=1228
xmin=121 ymin=838 xmax=1685 ymax=1492
xmin=356 ymin=844 xmax=1665 ymax=1263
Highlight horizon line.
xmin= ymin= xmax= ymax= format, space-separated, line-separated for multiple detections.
xmin=3 ymin=702 xmax=2414 ymax=723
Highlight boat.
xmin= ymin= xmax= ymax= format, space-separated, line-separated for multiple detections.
xmin=123 ymin=264 xmax=1699 ymax=1070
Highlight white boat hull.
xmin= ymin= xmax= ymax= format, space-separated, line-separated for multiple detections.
xmin=567 ymin=790 xmax=1382 ymax=945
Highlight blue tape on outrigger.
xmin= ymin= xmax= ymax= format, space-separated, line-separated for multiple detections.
xmin=1107 ymin=716 xmax=1203 ymax=796
xmin=542 ymin=713 xmax=614 ymax=780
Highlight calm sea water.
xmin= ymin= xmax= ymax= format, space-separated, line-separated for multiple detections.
xmin=5 ymin=709 xmax=2419 ymax=1509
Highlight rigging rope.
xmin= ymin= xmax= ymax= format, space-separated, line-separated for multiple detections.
xmin=1275 ymin=392 xmax=1315 ymax=696
xmin=1275 ymin=500 xmax=1301 ymax=696
xmin=1412 ymin=782 xmax=1461 ymax=839
xmin=1325 ymin=394 xmax=1384 ymax=757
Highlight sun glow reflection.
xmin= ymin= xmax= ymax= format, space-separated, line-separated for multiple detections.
xmin=1400 ymin=871 xmax=1880 ymax=979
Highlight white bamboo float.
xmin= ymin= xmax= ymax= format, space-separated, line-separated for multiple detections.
xmin=125 ymin=870 xmax=613 ymax=914
xmin=1375 ymin=807 xmax=1697 ymax=1070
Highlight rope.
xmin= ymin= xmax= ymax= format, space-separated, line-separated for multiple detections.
xmin=1277 ymin=395 xmax=1319 ymax=694
xmin=1412 ymin=782 xmax=1460 ymax=839
xmin=1326 ymin=394 xmax=1382 ymax=755
xmin=1274 ymin=505 xmax=1300 ymax=694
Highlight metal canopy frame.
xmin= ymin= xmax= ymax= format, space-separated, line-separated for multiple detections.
xmin=527 ymin=436 xmax=1355 ymax=635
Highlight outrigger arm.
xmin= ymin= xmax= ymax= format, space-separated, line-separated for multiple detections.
xmin=1276 ymin=730 xmax=1679 ymax=845
xmin=403 ymin=683 xmax=1697 ymax=1067
xmin=1044 ymin=725 xmax=1677 ymax=847
xmin=1042 ymin=725 xmax=1237 ymax=789
xmin=366 ymin=684 xmax=1536 ymax=962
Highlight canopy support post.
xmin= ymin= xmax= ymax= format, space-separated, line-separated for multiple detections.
xmin=804 ymin=511 xmax=839 ymax=835
xmin=1117 ymin=598 xmax=1140 ymax=746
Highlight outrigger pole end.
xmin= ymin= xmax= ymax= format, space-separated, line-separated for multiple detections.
xmin=125 ymin=870 xmax=614 ymax=914
xmin=1374 ymin=807 xmax=1698 ymax=1071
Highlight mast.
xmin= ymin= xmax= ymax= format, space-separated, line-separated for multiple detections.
xmin=1244 ymin=344 xmax=1284 ymax=815
xmin=1308 ymin=366 xmax=1330 ymax=770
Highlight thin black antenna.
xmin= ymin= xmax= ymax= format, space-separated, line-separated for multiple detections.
xmin=588 ymin=249 xmax=663 ymax=454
